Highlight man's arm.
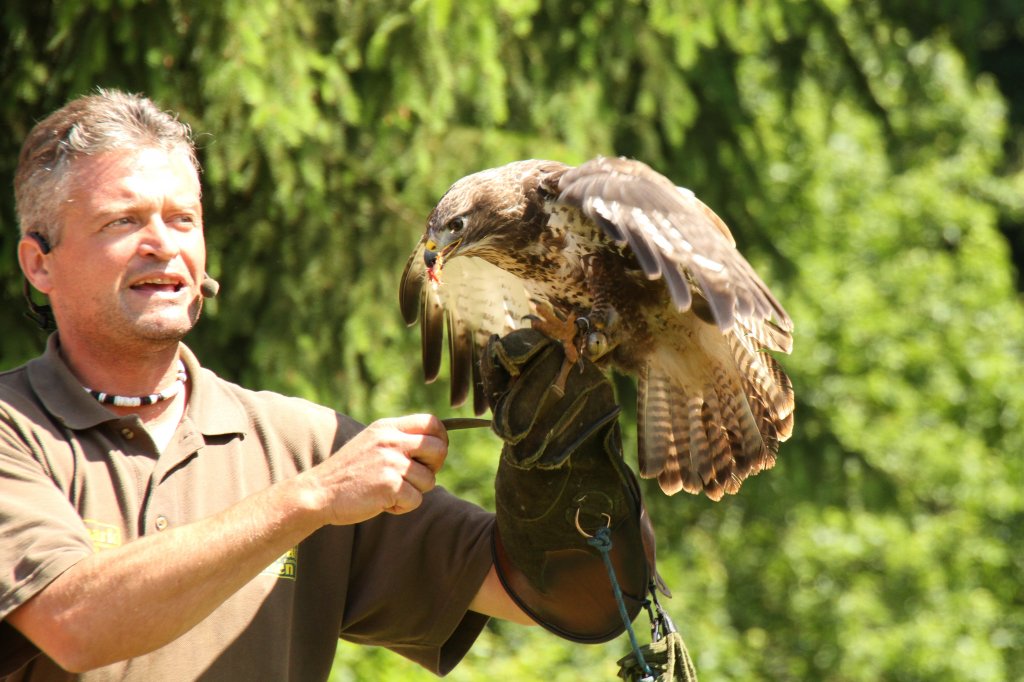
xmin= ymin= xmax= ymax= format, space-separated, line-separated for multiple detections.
xmin=7 ymin=414 xmax=446 ymax=672
xmin=469 ymin=566 xmax=535 ymax=626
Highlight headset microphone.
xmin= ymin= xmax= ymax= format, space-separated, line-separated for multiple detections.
xmin=200 ymin=275 xmax=220 ymax=298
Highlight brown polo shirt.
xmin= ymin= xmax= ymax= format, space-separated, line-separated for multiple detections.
xmin=0 ymin=335 xmax=495 ymax=680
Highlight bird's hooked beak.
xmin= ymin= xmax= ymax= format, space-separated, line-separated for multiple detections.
xmin=423 ymin=233 xmax=463 ymax=283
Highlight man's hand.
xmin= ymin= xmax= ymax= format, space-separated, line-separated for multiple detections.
xmin=299 ymin=414 xmax=449 ymax=526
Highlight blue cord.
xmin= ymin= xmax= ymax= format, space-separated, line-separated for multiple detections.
xmin=587 ymin=527 xmax=654 ymax=680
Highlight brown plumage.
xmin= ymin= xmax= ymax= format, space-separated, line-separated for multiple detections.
xmin=399 ymin=156 xmax=794 ymax=500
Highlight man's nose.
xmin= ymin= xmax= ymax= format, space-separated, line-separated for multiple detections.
xmin=138 ymin=216 xmax=181 ymax=259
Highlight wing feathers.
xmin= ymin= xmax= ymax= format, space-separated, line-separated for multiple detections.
xmin=639 ymin=366 xmax=700 ymax=496
xmin=661 ymin=264 xmax=693 ymax=312
xmin=729 ymin=334 xmax=795 ymax=441
xmin=686 ymin=396 xmax=715 ymax=495
xmin=558 ymin=156 xmax=792 ymax=336
xmin=399 ymin=252 xmax=536 ymax=412
xmin=421 ymin=289 xmax=444 ymax=384
xmin=639 ymin=337 xmax=792 ymax=499
xmin=701 ymin=382 xmax=740 ymax=498
xmin=399 ymin=244 xmax=427 ymax=326
xmin=446 ymin=308 xmax=473 ymax=407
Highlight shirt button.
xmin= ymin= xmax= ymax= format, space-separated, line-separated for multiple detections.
xmin=121 ymin=427 xmax=135 ymax=440
xmin=155 ymin=515 xmax=169 ymax=531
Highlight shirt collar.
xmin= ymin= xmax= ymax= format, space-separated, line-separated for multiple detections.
xmin=28 ymin=334 xmax=117 ymax=430
xmin=27 ymin=333 xmax=248 ymax=438
xmin=179 ymin=344 xmax=248 ymax=438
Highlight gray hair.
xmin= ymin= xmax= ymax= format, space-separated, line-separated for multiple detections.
xmin=14 ymin=88 xmax=198 ymax=244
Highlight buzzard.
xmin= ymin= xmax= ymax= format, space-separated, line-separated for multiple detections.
xmin=400 ymin=157 xmax=794 ymax=500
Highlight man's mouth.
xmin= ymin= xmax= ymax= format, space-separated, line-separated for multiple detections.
xmin=130 ymin=276 xmax=187 ymax=294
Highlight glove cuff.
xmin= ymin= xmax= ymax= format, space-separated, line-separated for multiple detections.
xmin=492 ymin=516 xmax=648 ymax=643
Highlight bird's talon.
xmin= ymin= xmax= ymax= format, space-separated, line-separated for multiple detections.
xmin=553 ymin=357 xmax=573 ymax=395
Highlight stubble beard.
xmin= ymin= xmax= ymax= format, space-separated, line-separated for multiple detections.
xmin=105 ymin=293 xmax=204 ymax=349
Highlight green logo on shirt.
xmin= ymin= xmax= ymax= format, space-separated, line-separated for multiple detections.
xmin=262 ymin=547 xmax=298 ymax=580
xmin=84 ymin=519 xmax=123 ymax=551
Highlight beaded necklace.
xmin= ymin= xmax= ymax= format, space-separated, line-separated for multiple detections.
xmin=83 ymin=361 xmax=187 ymax=408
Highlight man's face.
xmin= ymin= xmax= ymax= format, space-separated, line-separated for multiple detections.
xmin=45 ymin=146 xmax=206 ymax=347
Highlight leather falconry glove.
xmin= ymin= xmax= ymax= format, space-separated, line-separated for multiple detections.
xmin=480 ymin=328 xmax=667 ymax=643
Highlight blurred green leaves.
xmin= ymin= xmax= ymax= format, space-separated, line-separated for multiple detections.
xmin=2 ymin=1 xmax=1023 ymax=679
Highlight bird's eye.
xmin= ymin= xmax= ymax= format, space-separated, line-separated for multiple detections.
xmin=448 ymin=216 xmax=466 ymax=232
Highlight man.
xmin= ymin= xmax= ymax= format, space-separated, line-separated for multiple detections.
xmin=0 ymin=89 xmax=531 ymax=680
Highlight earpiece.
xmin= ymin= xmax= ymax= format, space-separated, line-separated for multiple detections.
xmin=23 ymin=232 xmax=55 ymax=331
xmin=28 ymin=231 xmax=52 ymax=254
xmin=23 ymin=279 xmax=56 ymax=332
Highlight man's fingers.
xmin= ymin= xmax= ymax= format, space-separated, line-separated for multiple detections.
xmin=313 ymin=415 xmax=449 ymax=525
xmin=382 ymin=414 xmax=447 ymax=440
xmin=366 ymin=415 xmax=448 ymax=473
xmin=402 ymin=458 xmax=437 ymax=494
xmin=409 ymin=434 xmax=447 ymax=473
xmin=385 ymin=479 xmax=426 ymax=515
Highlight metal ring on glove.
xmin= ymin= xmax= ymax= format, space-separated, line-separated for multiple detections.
xmin=574 ymin=508 xmax=612 ymax=539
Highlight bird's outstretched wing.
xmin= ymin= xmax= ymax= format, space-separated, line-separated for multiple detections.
xmin=556 ymin=156 xmax=792 ymax=350
xmin=555 ymin=157 xmax=794 ymax=498
xmin=400 ymin=240 xmax=535 ymax=414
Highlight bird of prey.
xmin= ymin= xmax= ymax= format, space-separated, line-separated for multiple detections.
xmin=399 ymin=156 xmax=794 ymax=500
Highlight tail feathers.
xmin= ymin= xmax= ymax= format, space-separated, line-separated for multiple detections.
xmin=637 ymin=353 xmax=792 ymax=501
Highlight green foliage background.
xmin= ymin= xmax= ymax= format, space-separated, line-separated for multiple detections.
xmin=3 ymin=1 xmax=1023 ymax=679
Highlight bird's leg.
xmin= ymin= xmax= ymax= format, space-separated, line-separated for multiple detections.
xmin=580 ymin=259 xmax=619 ymax=362
xmin=525 ymin=300 xmax=581 ymax=397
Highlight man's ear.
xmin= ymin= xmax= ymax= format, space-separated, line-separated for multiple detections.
xmin=19 ymin=232 xmax=54 ymax=295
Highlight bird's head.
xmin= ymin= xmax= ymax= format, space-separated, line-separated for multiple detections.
xmin=422 ymin=161 xmax=559 ymax=282
xmin=423 ymin=213 xmax=467 ymax=283
xmin=422 ymin=167 xmax=512 ymax=282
